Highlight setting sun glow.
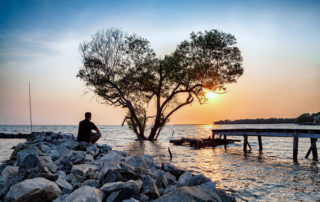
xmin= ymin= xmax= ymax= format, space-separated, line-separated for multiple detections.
xmin=205 ymin=91 xmax=217 ymax=100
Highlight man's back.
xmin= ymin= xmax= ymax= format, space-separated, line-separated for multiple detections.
xmin=77 ymin=119 xmax=97 ymax=143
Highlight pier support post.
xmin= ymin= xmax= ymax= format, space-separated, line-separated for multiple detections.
xmin=243 ymin=135 xmax=248 ymax=152
xmin=258 ymin=136 xmax=263 ymax=151
xmin=305 ymin=138 xmax=318 ymax=160
xmin=293 ymin=133 xmax=299 ymax=162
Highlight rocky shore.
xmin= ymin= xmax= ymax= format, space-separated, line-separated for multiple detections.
xmin=0 ymin=132 xmax=235 ymax=202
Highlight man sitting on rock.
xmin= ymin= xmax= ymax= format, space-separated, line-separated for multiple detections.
xmin=77 ymin=112 xmax=101 ymax=144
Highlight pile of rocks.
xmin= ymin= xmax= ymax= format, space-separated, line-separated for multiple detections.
xmin=0 ymin=132 xmax=235 ymax=202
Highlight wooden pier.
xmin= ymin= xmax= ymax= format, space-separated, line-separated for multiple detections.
xmin=212 ymin=128 xmax=320 ymax=161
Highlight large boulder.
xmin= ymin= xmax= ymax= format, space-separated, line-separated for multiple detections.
xmin=63 ymin=186 xmax=104 ymax=202
xmin=141 ymin=175 xmax=160 ymax=199
xmin=0 ymin=166 xmax=18 ymax=185
xmin=5 ymin=177 xmax=61 ymax=202
xmin=15 ymin=145 xmax=41 ymax=166
xmin=97 ymin=151 xmax=125 ymax=166
xmin=100 ymin=180 xmax=142 ymax=194
xmin=19 ymin=154 xmax=50 ymax=174
xmin=178 ymin=171 xmax=192 ymax=185
xmin=98 ymin=162 xmax=122 ymax=180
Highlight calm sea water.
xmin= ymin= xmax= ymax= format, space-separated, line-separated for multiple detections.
xmin=1 ymin=124 xmax=320 ymax=201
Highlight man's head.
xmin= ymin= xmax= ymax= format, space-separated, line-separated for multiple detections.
xmin=85 ymin=112 xmax=92 ymax=120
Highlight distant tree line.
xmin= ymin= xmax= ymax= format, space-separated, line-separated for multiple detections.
xmin=214 ymin=118 xmax=296 ymax=124
xmin=295 ymin=112 xmax=320 ymax=124
xmin=214 ymin=112 xmax=320 ymax=124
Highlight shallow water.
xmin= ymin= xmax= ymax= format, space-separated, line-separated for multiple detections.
xmin=1 ymin=124 xmax=320 ymax=201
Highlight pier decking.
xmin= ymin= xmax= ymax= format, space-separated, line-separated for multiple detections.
xmin=212 ymin=128 xmax=320 ymax=161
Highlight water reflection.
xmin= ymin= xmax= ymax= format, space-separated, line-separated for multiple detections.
xmin=124 ymin=140 xmax=170 ymax=164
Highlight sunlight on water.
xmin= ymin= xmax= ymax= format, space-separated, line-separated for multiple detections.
xmin=1 ymin=124 xmax=320 ymax=201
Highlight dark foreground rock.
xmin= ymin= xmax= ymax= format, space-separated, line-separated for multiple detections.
xmin=0 ymin=132 xmax=235 ymax=202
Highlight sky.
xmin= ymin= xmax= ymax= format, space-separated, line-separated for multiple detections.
xmin=0 ymin=0 xmax=319 ymax=125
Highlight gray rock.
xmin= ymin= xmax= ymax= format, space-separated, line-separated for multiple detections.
xmin=123 ymin=197 xmax=140 ymax=202
xmin=196 ymin=182 xmax=221 ymax=201
xmin=137 ymin=193 xmax=149 ymax=201
xmin=100 ymin=169 xmax=140 ymax=185
xmin=84 ymin=153 xmax=94 ymax=163
xmin=55 ymin=177 xmax=73 ymax=193
xmin=98 ymin=162 xmax=121 ymax=179
xmin=178 ymin=171 xmax=192 ymax=185
xmin=71 ymin=164 xmax=98 ymax=178
xmin=99 ymin=144 xmax=112 ymax=153
xmin=57 ymin=144 xmax=73 ymax=159
xmin=161 ymin=163 xmax=184 ymax=178
xmin=52 ymin=194 xmax=68 ymax=202
xmin=97 ymin=150 xmax=124 ymax=165
xmin=87 ymin=144 xmax=98 ymax=152
xmin=15 ymin=145 xmax=41 ymax=166
xmin=100 ymin=180 xmax=142 ymax=194
xmin=82 ymin=179 xmax=99 ymax=188
xmin=154 ymin=186 xmax=213 ymax=202
xmin=56 ymin=156 xmax=73 ymax=173
xmin=57 ymin=170 xmax=67 ymax=179
xmin=19 ymin=154 xmax=50 ymax=173
xmin=50 ymin=149 xmax=60 ymax=161
xmin=106 ymin=189 xmax=136 ymax=202
xmin=9 ymin=143 xmax=26 ymax=161
xmin=142 ymin=175 xmax=160 ymax=199
xmin=152 ymin=169 xmax=169 ymax=188
xmin=63 ymin=186 xmax=104 ymax=202
xmin=126 ymin=155 xmax=154 ymax=169
xmin=5 ymin=177 xmax=61 ymax=201
xmin=165 ymin=171 xmax=177 ymax=185
xmin=70 ymin=151 xmax=86 ymax=164
xmin=163 ymin=185 xmax=178 ymax=194
xmin=41 ymin=155 xmax=54 ymax=164
xmin=188 ymin=174 xmax=211 ymax=186
xmin=48 ymin=163 xmax=58 ymax=173
xmin=0 ymin=166 xmax=18 ymax=184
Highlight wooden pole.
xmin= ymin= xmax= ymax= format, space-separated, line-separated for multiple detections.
xmin=293 ymin=133 xmax=299 ymax=162
xmin=243 ymin=135 xmax=248 ymax=152
xmin=29 ymin=82 xmax=33 ymax=133
xmin=311 ymin=138 xmax=318 ymax=160
xmin=258 ymin=136 xmax=263 ymax=151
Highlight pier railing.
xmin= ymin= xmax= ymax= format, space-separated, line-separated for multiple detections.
xmin=212 ymin=128 xmax=320 ymax=162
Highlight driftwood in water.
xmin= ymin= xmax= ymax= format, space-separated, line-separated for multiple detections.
xmin=170 ymin=137 xmax=240 ymax=148
xmin=0 ymin=133 xmax=29 ymax=139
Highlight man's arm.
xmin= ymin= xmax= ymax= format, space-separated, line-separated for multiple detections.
xmin=91 ymin=122 xmax=100 ymax=133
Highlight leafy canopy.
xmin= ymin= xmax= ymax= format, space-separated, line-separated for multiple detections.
xmin=78 ymin=28 xmax=243 ymax=140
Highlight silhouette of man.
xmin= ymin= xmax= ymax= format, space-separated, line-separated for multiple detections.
xmin=77 ymin=112 xmax=101 ymax=144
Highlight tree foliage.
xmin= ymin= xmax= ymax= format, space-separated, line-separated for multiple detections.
xmin=78 ymin=28 xmax=244 ymax=140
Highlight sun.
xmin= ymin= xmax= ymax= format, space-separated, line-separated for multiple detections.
xmin=205 ymin=91 xmax=217 ymax=100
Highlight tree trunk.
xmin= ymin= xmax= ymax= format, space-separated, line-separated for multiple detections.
xmin=148 ymin=123 xmax=160 ymax=141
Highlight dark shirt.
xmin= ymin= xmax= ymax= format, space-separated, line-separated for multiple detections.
xmin=77 ymin=119 xmax=98 ymax=143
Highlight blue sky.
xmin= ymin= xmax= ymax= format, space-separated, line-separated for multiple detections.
xmin=0 ymin=0 xmax=319 ymax=124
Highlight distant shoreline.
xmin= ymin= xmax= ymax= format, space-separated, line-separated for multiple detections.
xmin=214 ymin=118 xmax=296 ymax=125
